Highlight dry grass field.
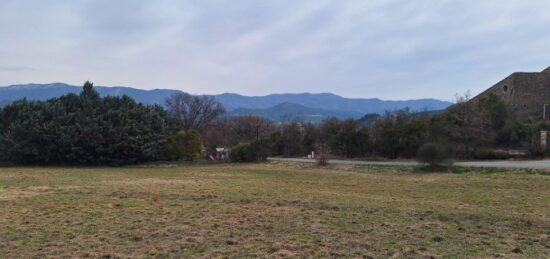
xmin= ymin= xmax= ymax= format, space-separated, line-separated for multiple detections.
xmin=0 ymin=162 xmax=549 ymax=258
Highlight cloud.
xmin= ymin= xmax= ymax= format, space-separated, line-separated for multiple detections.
xmin=0 ymin=65 xmax=33 ymax=72
xmin=0 ymin=0 xmax=549 ymax=100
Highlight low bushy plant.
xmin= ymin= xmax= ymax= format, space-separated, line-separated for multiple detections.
xmin=316 ymin=143 xmax=329 ymax=166
xmin=416 ymin=143 xmax=452 ymax=169
xmin=164 ymin=129 xmax=203 ymax=161
xmin=230 ymin=139 xmax=273 ymax=162
xmin=316 ymin=154 xmax=328 ymax=166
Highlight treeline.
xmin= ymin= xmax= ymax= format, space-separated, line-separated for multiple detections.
xmin=1 ymin=82 xmax=547 ymax=165
xmin=219 ymin=93 xmax=550 ymax=162
xmin=222 ymin=110 xmax=430 ymax=162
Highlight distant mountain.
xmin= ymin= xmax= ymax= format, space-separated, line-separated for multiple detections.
xmin=356 ymin=113 xmax=383 ymax=126
xmin=0 ymin=83 xmax=177 ymax=106
xmin=229 ymin=102 xmax=364 ymax=122
xmin=215 ymin=92 xmax=451 ymax=114
xmin=0 ymin=83 xmax=453 ymax=121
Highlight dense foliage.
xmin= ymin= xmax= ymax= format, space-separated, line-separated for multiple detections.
xmin=203 ymin=115 xmax=276 ymax=153
xmin=0 ymin=82 xmax=170 ymax=165
xmin=214 ymin=93 xmax=545 ymax=162
xmin=254 ymin=110 xmax=429 ymax=160
xmin=164 ymin=130 xmax=203 ymax=161
xmin=229 ymin=139 xmax=274 ymax=162
xmin=416 ymin=143 xmax=451 ymax=168
xmin=2 ymin=84 xmax=544 ymax=165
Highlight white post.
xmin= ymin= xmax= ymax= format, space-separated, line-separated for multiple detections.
xmin=541 ymin=131 xmax=547 ymax=151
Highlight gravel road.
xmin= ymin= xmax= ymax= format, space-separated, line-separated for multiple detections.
xmin=267 ymin=157 xmax=550 ymax=169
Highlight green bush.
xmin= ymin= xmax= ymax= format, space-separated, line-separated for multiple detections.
xmin=184 ymin=130 xmax=203 ymax=161
xmin=0 ymin=82 xmax=169 ymax=165
xmin=164 ymin=129 xmax=203 ymax=161
xmin=229 ymin=143 xmax=252 ymax=162
xmin=416 ymin=143 xmax=451 ymax=168
xmin=230 ymin=139 xmax=273 ymax=162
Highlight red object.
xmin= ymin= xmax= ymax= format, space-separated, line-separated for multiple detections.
xmin=154 ymin=196 xmax=160 ymax=204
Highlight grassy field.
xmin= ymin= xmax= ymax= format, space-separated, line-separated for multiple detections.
xmin=0 ymin=162 xmax=549 ymax=258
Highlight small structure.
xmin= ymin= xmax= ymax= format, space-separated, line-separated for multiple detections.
xmin=541 ymin=131 xmax=548 ymax=151
xmin=216 ymin=147 xmax=230 ymax=160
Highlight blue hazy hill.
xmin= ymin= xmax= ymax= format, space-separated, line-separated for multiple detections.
xmin=0 ymin=83 xmax=452 ymax=121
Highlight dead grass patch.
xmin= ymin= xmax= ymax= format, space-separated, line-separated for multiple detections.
xmin=108 ymin=178 xmax=196 ymax=187
xmin=0 ymin=189 xmax=43 ymax=201
xmin=0 ymin=163 xmax=548 ymax=257
xmin=0 ymin=185 xmax=80 ymax=201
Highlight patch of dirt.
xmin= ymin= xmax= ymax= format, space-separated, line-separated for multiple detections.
xmin=270 ymin=249 xmax=295 ymax=258
xmin=405 ymin=175 xmax=442 ymax=182
xmin=0 ymin=189 xmax=43 ymax=201
xmin=406 ymin=222 xmax=444 ymax=231
xmin=0 ymin=185 xmax=80 ymax=201
xmin=107 ymin=178 xmax=196 ymax=187
xmin=332 ymin=164 xmax=355 ymax=170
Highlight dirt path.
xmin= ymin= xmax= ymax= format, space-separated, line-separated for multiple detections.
xmin=268 ymin=157 xmax=550 ymax=169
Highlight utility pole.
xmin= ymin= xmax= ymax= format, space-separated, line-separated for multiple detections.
xmin=544 ymin=104 xmax=548 ymax=120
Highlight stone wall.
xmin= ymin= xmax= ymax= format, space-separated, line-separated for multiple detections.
xmin=472 ymin=67 xmax=550 ymax=120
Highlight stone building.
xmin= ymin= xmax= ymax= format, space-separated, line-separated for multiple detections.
xmin=472 ymin=67 xmax=550 ymax=120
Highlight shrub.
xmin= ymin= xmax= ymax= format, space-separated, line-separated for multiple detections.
xmin=416 ymin=143 xmax=451 ymax=169
xmin=316 ymin=154 xmax=328 ymax=166
xmin=229 ymin=143 xmax=252 ymax=162
xmin=164 ymin=131 xmax=186 ymax=160
xmin=164 ymin=130 xmax=203 ymax=161
xmin=184 ymin=129 xmax=203 ymax=161
xmin=230 ymin=139 xmax=273 ymax=162
xmin=316 ymin=143 xmax=329 ymax=166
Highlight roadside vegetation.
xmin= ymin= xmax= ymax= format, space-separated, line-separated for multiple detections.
xmin=203 ymin=91 xmax=550 ymax=163
xmin=416 ymin=143 xmax=452 ymax=170
xmin=0 ymin=163 xmax=548 ymax=257
xmin=2 ymin=82 xmax=550 ymax=166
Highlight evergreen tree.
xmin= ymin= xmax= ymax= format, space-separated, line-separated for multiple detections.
xmin=164 ymin=129 xmax=203 ymax=161
xmin=0 ymin=82 xmax=170 ymax=165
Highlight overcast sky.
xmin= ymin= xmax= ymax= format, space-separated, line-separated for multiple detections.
xmin=1 ymin=0 xmax=549 ymax=100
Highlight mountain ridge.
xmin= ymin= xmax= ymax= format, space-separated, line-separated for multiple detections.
xmin=0 ymin=83 xmax=453 ymax=121
xmin=213 ymin=92 xmax=450 ymax=113
xmin=228 ymin=102 xmax=365 ymax=122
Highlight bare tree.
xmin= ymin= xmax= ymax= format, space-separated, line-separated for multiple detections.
xmin=165 ymin=92 xmax=225 ymax=131
xmin=229 ymin=115 xmax=276 ymax=142
xmin=202 ymin=116 xmax=276 ymax=150
xmin=448 ymin=90 xmax=486 ymax=156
